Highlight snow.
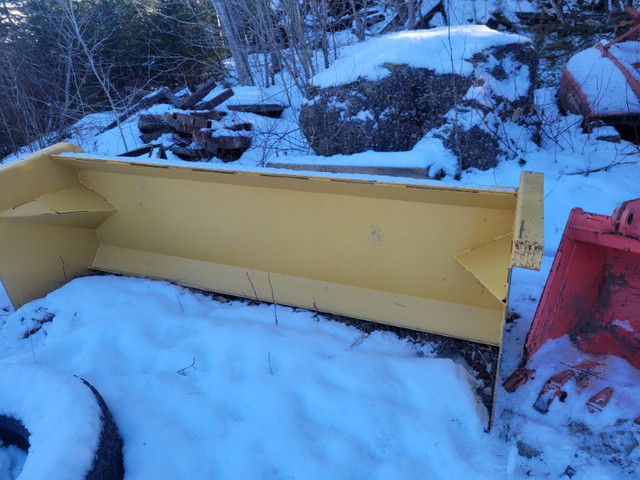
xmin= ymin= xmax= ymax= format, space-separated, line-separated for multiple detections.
xmin=312 ymin=26 xmax=530 ymax=88
xmin=1 ymin=276 xmax=497 ymax=480
xmin=498 ymin=335 xmax=640 ymax=475
xmin=612 ymin=318 xmax=634 ymax=333
xmin=0 ymin=445 xmax=25 ymax=479
xmin=1 ymin=21 xmax=640 ymax=480
xmin=472 ymin=56 xmax=531 ymax=103
xmin=266 ymin=135 xmax=455 ymax=170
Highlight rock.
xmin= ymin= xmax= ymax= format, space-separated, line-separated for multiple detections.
xmin=595 ymin=430 xmax=639 ymax=465
xmin=300 ymin=32 xmax=539 ymax=173
xmin=573 ymin=425 xmax=640 ymax=469
xmin=442 ymin=125 xmax=499 ymax=171
xmin=517 ymin=440 xmax=541 ymax=459
xmin=300 ymin=65 xmax=471 ymax=156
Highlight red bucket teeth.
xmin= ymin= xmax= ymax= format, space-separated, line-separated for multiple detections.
xmin=586 ymin=387 xmax=614 ymax=413
xmin=533 ymin=369 xmax=575 ymax=414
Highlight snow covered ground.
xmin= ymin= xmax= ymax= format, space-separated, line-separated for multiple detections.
xmin=1 ymin=19 xmax=640 ymax=480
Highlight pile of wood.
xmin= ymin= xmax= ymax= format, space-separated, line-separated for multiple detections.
xmin=113 ymin=79 xmax=285 ymax=162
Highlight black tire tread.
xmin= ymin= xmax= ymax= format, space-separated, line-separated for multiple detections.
xmin=0 ymin=414 xmax=29 ymax=451
xmin=0 ymin=374 xmax=124 ymax=480
xmin=80 ymin=379 xmax=125 ymax=480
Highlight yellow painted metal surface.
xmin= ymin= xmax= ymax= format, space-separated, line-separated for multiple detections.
xmin=1 ymin=183 xmax=116 ymax=228
xmin=0 ymin=143 xmax=100 ymax=305
xmin=512 ymin=171 xmax=545 ymax=269
xmin=0 ymin=143 xmax=543 ymax=347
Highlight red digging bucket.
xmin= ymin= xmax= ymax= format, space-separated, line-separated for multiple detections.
xmin=505 ymin=199 xmax=640 ymax=391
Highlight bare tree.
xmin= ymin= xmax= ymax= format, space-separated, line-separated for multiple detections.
xmin=210 ymin=0 xmax=255 ymax=86
xmin=56 ymin=0 xmax=129 ymax=149
xmin=209 ymin=0 xmax=323 ymax=93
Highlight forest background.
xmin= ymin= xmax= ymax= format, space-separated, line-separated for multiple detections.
xmin=0 ymin=0 xmax=631 ymax=158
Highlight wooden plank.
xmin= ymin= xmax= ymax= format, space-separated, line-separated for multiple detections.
xmin=180 ymin=78 xmax=218 ymax=109
xmin=227 ymin=103 xmax=285 ymax=118
xmin=163 ymin=112 xmax=210 ymax=133
xmin=157 ymin=144 xmax=167 ymax=160
xmin=192 ymin=131 xmax=251 ymax=158
xmin=138 ymin=114 xmax=171 ymax=134
xmin=169 ymin=145 xmax=206 ymax=160
xmin=189 ymin=110 xmax=225 ymax=121
xmin=105 ymin=87 xmax=171 ymax=131
xmin=193 ymin=88 xmax=234 ymax=111
xmin=226 ymin=123 xmax=253 ymax=132
xmin=163 ymin=91 xmax=185 ymax=108
xmin=266 ymin=163 xmax=432 ymax=179
xmin=118 ymin=144 xmax=155 ymax=158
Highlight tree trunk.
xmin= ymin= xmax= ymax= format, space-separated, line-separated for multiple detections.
xmin=351 ymin=0 xmax=365 ymax=41
xmin=407 ymin=0 xmax=416 ymax=29
xmin=210 ymin=0 xmax=255 ymax=86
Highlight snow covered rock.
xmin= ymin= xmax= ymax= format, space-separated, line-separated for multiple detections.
xmin=300 ymin=65 xmax=472 ymax=155
xmin=300 ymin=26 xmax=538 ymax=171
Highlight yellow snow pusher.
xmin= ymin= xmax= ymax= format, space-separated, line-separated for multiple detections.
xmin=0 ymin=143 xmax=543 ymax=416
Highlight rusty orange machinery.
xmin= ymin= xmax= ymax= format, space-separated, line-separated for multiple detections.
xmin=506 ymin=199 xmax=640 ymax=420
xmin=0 ymin=143 xmax=543 ymax=406
xmin=558 ymin=6 xmax=640 ymax=125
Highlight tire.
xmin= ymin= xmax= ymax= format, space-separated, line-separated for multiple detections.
xmin=0 ymin=365 xmax=124 ymax=480
xmin=0 ymin=414 xmax=29 ymax=451
xmin=79 ymin=379 xmax=125 ymax=480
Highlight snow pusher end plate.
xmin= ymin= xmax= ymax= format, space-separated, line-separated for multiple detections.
xmin=0 ymin=143 xmax=542 ymax=348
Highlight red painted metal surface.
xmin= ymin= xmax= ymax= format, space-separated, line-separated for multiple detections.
xmin=595 ymin=43 xmax=640 ymax=104
xmin=558 ymin=6 xmax=640 ymax=122
xmin=586 ymin=386 xmax=614 ymax=413
xmin=530 ymin=360 xmax=608 ymax=414
xmin=603 ymin=6 xmax=640 ymax=49
xmin=558 ymin=66 xmax=595 ymax=118
xmin=571 ymin=359 xmax=603 ymax=390
xmin=502 ymin=366 xmax=535 ymax=393
xmin=526 ymin=199 xmax=640 ymax=367
xmin=533 ymin=369 xmax=575 ymax=414
xmin=506 ymin=199 xmax=640 ymax=392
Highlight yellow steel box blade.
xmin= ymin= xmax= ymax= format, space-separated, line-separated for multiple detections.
xmin=0 ymin=143 xmax=543 ymax=347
